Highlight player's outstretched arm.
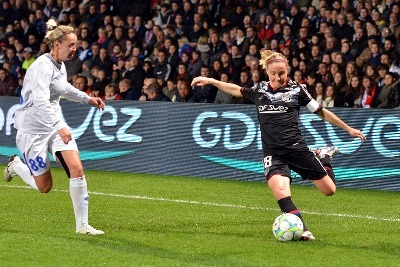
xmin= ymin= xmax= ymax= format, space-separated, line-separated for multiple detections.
xmin=317 ymin=108 xmax=366 ymax=142
xmin=191 ymin=76 xmax=243 ymax=98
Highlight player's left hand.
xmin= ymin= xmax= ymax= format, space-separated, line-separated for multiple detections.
xmin=89 ymin=97 xmax=105 ymax=110
xmin=348 ymin=127 xmax=366 ymax=142
xmin=191 ymin=76 xmax=211 ymax=87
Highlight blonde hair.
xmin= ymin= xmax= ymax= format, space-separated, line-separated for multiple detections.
xmin=178 ymin=36 xmax=189 ymax=45
xmin=44 ymin=19 xmax=74 ymax=48
xmin=105 ymin=83 xmax=117 ymax=93
xmin=259 ymin=50 xmax=288 ymax=70
xmin=197 ymin=35 xmax=208 ymax=45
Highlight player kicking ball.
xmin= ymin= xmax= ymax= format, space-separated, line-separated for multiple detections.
xmin=191 ymin=50 xmax=366 ymax=240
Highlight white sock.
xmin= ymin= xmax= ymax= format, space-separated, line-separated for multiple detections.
xmin=13 ymin=160 xmax=39 ymax=191
xmin=70 ymin=176 xmax=89 ymax=229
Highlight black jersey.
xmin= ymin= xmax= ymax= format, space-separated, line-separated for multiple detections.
xmin=241 ymin=79 xmax=322 ymax=155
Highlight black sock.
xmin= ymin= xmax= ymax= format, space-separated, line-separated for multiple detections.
xmin=277 ymin=196 xmax=308 ymax=231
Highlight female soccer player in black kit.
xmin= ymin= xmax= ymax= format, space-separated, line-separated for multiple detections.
xmin=191 ymin=50 xmax=366 ymax=241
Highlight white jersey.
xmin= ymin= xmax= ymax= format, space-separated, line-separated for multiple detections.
xmin=14 ymin=53 xmax=91 ymax=134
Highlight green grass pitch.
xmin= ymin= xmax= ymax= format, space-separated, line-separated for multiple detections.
xmin=1 ymin=166 xmax=399 ymax=267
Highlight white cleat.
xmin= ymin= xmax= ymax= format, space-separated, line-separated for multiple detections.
xmin=317 ymin=145 xmax=339 ymax=160
xmin=300 ymin=230 xmax=316 ymax=241
xmin=76 ymin=224 xmax=105 ymax=235
xmin=3 ymin=155 xmax=21 ymax=182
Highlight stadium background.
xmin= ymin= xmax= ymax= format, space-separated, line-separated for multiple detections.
xmin=0 ymin=96 xmax=399 ymax=191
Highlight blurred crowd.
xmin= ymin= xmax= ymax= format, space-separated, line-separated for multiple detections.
xmin=0 ymin=0 xmax=400 ymax=108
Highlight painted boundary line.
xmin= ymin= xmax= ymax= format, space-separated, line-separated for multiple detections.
xmin=2 ymin=184 xmax=400 ymax=223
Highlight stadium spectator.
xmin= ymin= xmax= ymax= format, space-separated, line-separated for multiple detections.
xmin=118 ymin=78 xmax=140 ymax=100
xmin=167 ymin=43 xmax=180 ymax=76
xmin=162 ymin=78 xmax=177 ymax=101
xmin=79 ymin=60 xmax=92 ymax=79
xmin=363 ymin=63 xmax=379 ymax=82
xmin=322 ymin=84 xmax=337 ymax=107
xmin=317 ymin=62 xmax=333 ymax=85
xmin=374 ymin=72 xmax=400 ymax=108
xmin=208 ymin=31 xmax=227 ymax=65
xmin=74 ymin=75 xmax=90 ymax=94
xmin=0 ymin=67 xmax=17 ymax=96
xmin=332 ymin=71 xmax=347 ymax=94
xmin=142 ymin=20 xmax=156 ymax=53
xmin=209 ymin=59 xmax=224 ymax=80
xmin=142 ymin=80 xmax=170 ymax=102
xmin=380 ymin=52 xmax=400 ymax=76
xmin=314 ymin=81 xmax=324 ymax=105
xmin=241 ymin=26 xmax=262 ymax=56
xmin=104 ymin=83 xmax=121 ymax=100
xmin=33 ymin=9 xmax=48 ymax=40
xmin=124 ymin=55 xmax=145 ymax=96
xmin=174 ymin=13 xmax=189 ymax=38
xmin=214 ymin=71 xmax=235 ymax=104
xmin=356 ymin=36 xmax=379 ymax=68
xmin=20 ymin=18 xmax=35 ymax=47
xmin=187 ymin=50 xmax=203 ymax=79
xmin=106 ymin=26 xmax=127 ymax=57
xmin=366 ymin=41 xmax=381 ymax=67
xmin=77 ymin=39 xmax=92 ymax=62
xmin=192 ymin=65 xmax=217 ymax=103
xmin=153 ymin=49 xmax=171 ymax=81
xmin=175 ymin=62 xmax=191 ymax=82
xmin=93 ymin=47 xmax=113 ymax=78
xmin=340 ymin=40 xmax=355 ymax=63
xmin=1 ymin=0 xmax=15 ymax=26
xmin=109 ymin=44 xmax=124 ymax=64
xmin=344 ymin=61 xmax=359 ymax=85
xmin=174 ymin=78 xmax=195 ymax=102
xmin=155 ymin=3 xmax=173 ymax=29
xmin=4 ymin=47 xmax=22 ymax=78
xmin=64 ymin=49 xmax=82 ymax=82
xmin=341 ymin=75 xmax=363 ymax=108
xmin=132 ymin=16 xmax=146 ymax=42
xmin=360 ymin=76 xmax=377 ymax=108
xmin=196 ymin=35 xmax=210 ymax=66
xmin=21 ymin=47 xmax=35 ymax=70
xmin=192 ymin=50 xmax=366 ymax=241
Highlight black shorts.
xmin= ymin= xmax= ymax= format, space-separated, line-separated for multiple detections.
xmin=262 ymin=147 xmax=327 ymax=181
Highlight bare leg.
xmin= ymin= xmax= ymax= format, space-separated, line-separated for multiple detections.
xmin=311 ymin=175 xmax=336 ymax=196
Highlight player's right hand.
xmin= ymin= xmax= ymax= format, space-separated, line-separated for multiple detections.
xmin=58 ymin=127 xmax=72 ymax=144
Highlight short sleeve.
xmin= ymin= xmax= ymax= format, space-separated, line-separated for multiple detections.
xmin=298 ymin=84 xmax=322 ymax=113
xmin=241 ymin=84 xmax=258 ymax=102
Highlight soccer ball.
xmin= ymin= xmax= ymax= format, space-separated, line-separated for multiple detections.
xmin=272 ymin=213 xmax=304 ymax=242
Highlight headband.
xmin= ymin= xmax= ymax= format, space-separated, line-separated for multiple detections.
xmin=266 ymin=58 xmax=288 ymax=64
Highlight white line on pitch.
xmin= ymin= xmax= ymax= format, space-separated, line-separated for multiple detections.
xmin=2 ymin=184 xmax=400 ymax=222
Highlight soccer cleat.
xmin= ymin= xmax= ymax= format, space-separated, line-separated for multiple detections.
xmin=316 ymin=145 xmax=338 ymax=160
xmin=299 ymin=230 xmax=315 ymax=241
xmin=76 ymin=224 xmax=105 ymax=235
xmin=3 ymin=155 xmax=21 ymax=182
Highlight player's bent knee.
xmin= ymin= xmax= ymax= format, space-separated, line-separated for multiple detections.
xmin=323 ymin=188 xmax=336 ymax=196
xmin=38 ymin=185 xmax=52 ymax=193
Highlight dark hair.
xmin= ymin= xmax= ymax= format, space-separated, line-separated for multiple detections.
xmin=386 ymin=72 xmax=398 ymax=80
xmin=76 ymin=75 xmax=88 ymax=84
xmin=146 ymin=82 xmax=162 ymax=94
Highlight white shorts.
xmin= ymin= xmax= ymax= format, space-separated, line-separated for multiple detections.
xmin=16 ymin=130 xmax=79 ymax=176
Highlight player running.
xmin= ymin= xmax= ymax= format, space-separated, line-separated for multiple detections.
xmin=3 ymin=19 xmax=105 ymax=235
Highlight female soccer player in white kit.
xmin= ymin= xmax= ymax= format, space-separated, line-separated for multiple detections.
xmin=3 ymin=19 xmax=105 ymax=235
